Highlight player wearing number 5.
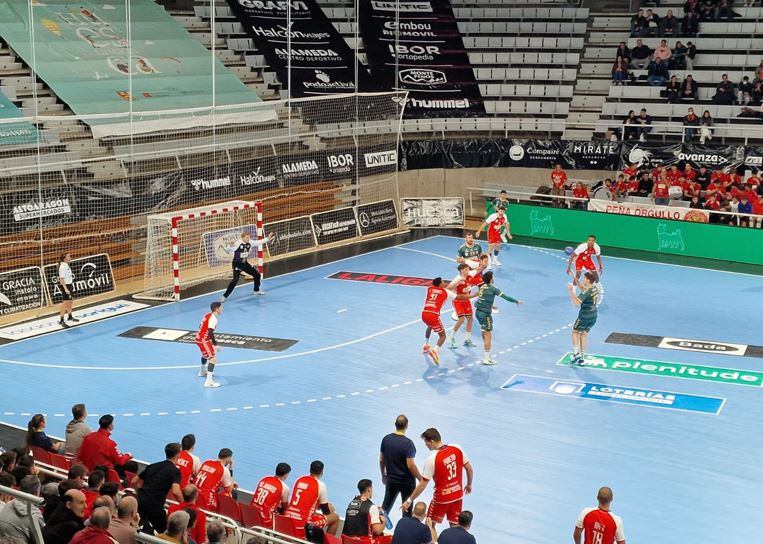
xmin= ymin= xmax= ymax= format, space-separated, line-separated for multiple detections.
xmin=401 ymin=428 xmax=473 ymax=529
xmin=475 ymin=208 xmax=512 ymax=267
xmin=574 ymin=487 xmax=626 ymax=544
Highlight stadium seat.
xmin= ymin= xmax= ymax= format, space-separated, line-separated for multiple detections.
xmin=325 ymin=535 xmax=342 ymax=544
xmin=216 ymin=493 xmax=242 ymax=523
xmin=49 ymin=453 xmax=71 ymax=471
xmin=30 ymin=446 xmax=52 ymax=465
xmin=106 ymin=468 xmax=121 ymax=484
xmin=274 ymin=514 xmax=304 ymax=539
xmin=240 ymin=504 xmax=265 ymax=528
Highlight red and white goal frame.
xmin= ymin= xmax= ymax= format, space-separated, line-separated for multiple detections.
xmin=140 ymin=200 xmax=264 ymax=301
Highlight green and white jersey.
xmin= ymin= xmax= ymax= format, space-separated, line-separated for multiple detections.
xmin=457 ymin=242 xmax=483 ymax=261
xmin=577 ymin=285 xmax=599 ymax=320
xmin=475 ymin=284 xmax=518 ymax=314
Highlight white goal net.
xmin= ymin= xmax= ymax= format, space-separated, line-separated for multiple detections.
xmin=141 ymin=200 xmax=263 ymax=301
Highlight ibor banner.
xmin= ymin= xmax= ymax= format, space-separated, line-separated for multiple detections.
xmin=227 ymin=0 xmax=370 ymax=96
xmin=587 ymin=199 xmax=710 ymax=223
xmin=358 ymin=0 xmax=484 ymax=118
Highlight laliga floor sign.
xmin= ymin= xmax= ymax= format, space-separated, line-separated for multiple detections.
xmin=501 ymin=374 xmax=725 ymax=415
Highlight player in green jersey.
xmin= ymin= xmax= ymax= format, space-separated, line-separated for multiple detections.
xmin=567 ymin=271 xmax=599 ymax=364
xmin=456 ymin=232 xmax=483 ymax=269
xmin=471 ymin=271 xmax=523 ymax=365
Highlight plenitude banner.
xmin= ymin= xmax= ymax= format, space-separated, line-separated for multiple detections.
xmin=587 ymin=199 xmax=710 ymax=223
xmin=359 ymin=0 xmax=484 ymax=118
xmin=0 ymin=0 xmax=273 ymax=137
xmin=401 ymin=197 xmax=464 ymax=228
xmin=226 ymin=0 xmax=370 ymax=96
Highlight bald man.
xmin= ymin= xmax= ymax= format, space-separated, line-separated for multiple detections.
xmin=109 ymin=496 xmax=139 ymax=544
xmin=70 ymin=507 xmax=112 ymax=544
xmin=574 ymin=487 xmax=626 ymax=544
xmin=92 ymin=496 xmax=115 ymax=518
xmin=391 ymin=501 xmax=436 ymax=544
xmin=42 ymin=489 xmax=87 ymax=544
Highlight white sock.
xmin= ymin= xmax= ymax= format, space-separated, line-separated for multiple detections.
xmin=466 ymin=332 xmax=472 ymax=340
xmin=204 ymin=371 xmax=214 ymax=384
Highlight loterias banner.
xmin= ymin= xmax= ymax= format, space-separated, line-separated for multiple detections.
xmin=226 ymin=0 xmax=371 ymax=96
xmin=358 ymin=0 xmax=484 ymax=118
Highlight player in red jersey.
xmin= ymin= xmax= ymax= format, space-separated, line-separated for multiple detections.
xmin=475 ymin=207 xmax=511 ymax=267
xmin=251 ymin=462 xmax=291 ymax=528
xmin=421 ymin=277 xmax=459 ymax=365
xmin=566 ymin=235 xmax=603 ymax=286
xmin=176 ymin=434 xmax=201 ymax=488
xmin=196 ymin=301 xmax=223 ymax=388
xmin=285 ymin=460 xmax=339 ymax=536
xmin=195 ymin=448 xmax=236 ymax=511
xmin=402 ymin=428 xmax=473 ymax=528
xmin=574 ymin=487 xmax=626 ymax=544
xmin=446 ymin=264 xmax=478 ymax=349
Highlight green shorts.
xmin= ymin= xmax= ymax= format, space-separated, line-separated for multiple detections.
xmin=476 ymin=310 xmax=493 ymax=332
xmin=573 ymin=315 xmax=597 ymax=333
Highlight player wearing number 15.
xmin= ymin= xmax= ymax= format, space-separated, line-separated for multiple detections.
xmin=573 ymin=487 xmax=626 ymax=544
xmin=401 ymin=428 xmax=473 ymax=528
xmin=251 ymin=463 xmax=292 ymax=528
xmin=195 ymin=449 xmax=237 ymax=512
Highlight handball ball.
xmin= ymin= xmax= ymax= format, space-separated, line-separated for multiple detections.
xmin=564 ymin=246 xmax=574 ymax=255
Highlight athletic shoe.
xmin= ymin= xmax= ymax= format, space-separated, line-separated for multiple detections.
xmin=493 ymin=258 xmax=502 ymax=266
xmin=571 ymin=354 xmax=582 ymax=365
xmin=67 ymin=316 xmax=79 ymax=322
xmin=59 ymin=321 xmax=70 ymax=329
xmin=422 ymin=344 xmax=431 ymax=353
xmin=219 ymin=296 xmax=226 ymax=303
xmin=429 ymin=349 xmax=440 ymax=366
xmin=482 ymin=357 xmax=496 ymax=366
xmin=493 ymin=306 xmax=500 ymax=314
xmin=198 ymin=368 xmax=207 ymax=377
xmin=203 ymin=380 xmax=221 ymax=388
xmin=450 ymin=310 xmax=459 ymax=321
xmin=449 ymin=337 xmax=457 ymax=349
xmin=463 ymin=338 xmax=476 ymax=347
xmin=254 ymin=290 xmax=265 ymax=296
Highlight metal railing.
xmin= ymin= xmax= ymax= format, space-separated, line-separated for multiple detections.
xmin=0 ymin=484 xmax=45 ymax=544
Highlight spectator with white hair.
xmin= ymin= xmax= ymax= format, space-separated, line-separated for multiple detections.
xmin=0 ymin=475 xmax=43 ymax=544
xmin=205 ymin=521 xmax=225 ymax=544
xmin=159 ymin=511 xmax=189 ymax=544
xmin=69 ymin=507 xmax=114 ymax=544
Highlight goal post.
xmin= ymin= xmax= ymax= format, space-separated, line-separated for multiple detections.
xmin=139 ymin=200 xmax=264 ymax=301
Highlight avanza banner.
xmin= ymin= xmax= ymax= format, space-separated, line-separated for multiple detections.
xmin=226 ymin=0 xmax=370 ymax=96
xmin=587 ymin=199 xmax=709 ymax=223
xmin=621 ymin=142 xmax=745 ymax=171
xmin=359 ymin=0 xmax=484 ymax=118
xmin=0 ymin=0 xmax=273 ymax=137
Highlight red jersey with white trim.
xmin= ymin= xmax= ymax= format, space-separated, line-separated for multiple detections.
xmin=576 ymin=507 xmax=625 ymax=544
xmin=422 ymin=286 xmax=450 ymax=315
xmin=485 ymin=213 xmax=507 ymax=236
xmin=574 ymin=243 xmax=601 ymax=267
xmin=451 ymin=274 xmax=475 ymax=296
xmin=176 ymin=450 xmax=200 ymax=488
xmin=195 ymin=460 xmax=232 ymax=506
xmin=422 ymin=444 xmax=469 ymax=504
xmin=285 ymin=475 xmax=328 ymax=523
xmin=551 ymin=169 xmax=568 ymax=188
xmin=195 ymin=312 xmax=218 ymax=343
xmin=251 ymin=476 xmax=290 ymax=526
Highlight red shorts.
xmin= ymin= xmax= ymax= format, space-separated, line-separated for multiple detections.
xmin=428 ymin=498 xmax=462 ymax=525
xmin=487 ymin=231 xmax=502 ymax=245
xmin=196 ymin=339 xmax=215 ymax=359
xmin=575 ymin=258 xmax=594 ymax=272
xmin=422 ymin=311 xmax=444 ymax=334
xmin=453 ymin=300 xmax=473 ymax=317
xmin=197 ymin=491 xmax=216 ymax=511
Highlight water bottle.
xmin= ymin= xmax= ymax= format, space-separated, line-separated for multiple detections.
xmin=381 ymin=508 xmax=393 ymax=530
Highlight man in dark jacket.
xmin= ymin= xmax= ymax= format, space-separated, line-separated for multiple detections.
xmin=43 ymin=489 xmax=87 ymax=544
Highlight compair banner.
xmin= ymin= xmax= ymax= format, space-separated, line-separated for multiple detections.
xmin=359 ymin=0 xmax=484 ymax=118
xmin=227 ymin=0 xmax=371 ymax=96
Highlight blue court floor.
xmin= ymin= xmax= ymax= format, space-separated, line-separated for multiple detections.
xmin=0 ymin=235 xmax=760 ymax=544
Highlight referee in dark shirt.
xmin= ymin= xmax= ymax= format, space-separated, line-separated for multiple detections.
xmin=380 ymin=415 xmax=421 ymax=517
xmin=133 ymin=443 xmax=183 ymax=534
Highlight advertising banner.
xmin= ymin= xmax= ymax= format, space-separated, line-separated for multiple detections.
xmin=1 ymin=187 xmax=77 ymax=234
xmin=0 ymin=267 xmax=46 ymax=316
xmin=356 ymin=199 xmax=398 ymax=235
xmin=359 ymin=0 xmax=484 ymax=118
xmin=226 ymin=0 xmax=370 ymax=96
xmin=43 ymin=253 xmax=115 ymax=304
xmin=401 ymin=197 xmax=464 ymax=228
xmin=311 ymin=207 xmax=359 ymax=245
xmin=0 ymin=90 xmax=38 ymax=146
xmin=0 ymin=0 xmax=273 ymax=137
xmin=621 ymin=142 xmax=745 ymax=171
xmin=264 ymin=216 xmax=316 ymax=257
xmin=587 ymin=199 xmax=710 ymax=223
xmin=201 ymin=224 xmax=258 ymax=268
xmin=119 ymin=326 xmax=298 ymax=352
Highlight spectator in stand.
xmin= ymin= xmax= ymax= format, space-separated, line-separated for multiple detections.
xmin=341 ymin=479 xmax=386 ymax=543
xmin=284 ymin=461 xmax=340 ymax=536
xmin=176 ymin=434 xmax=201 ymax=489
xmin=680 ymin=74 xmax=698 ymax=102
xmin=205 ymin=521 xmax=225 ymax=544
xmin=70 ymin=508 xmax=113 ymax=544
xmin=654 ymin=39 xmax=672 ymax=62
xmin=108 ymin=496 xmax=139 ymax=544
xmin=739 ymin=76 xmax=753 ymax=105
xmin=26 ymin=414 xmax=64 ymax=454
xmin=712 ymin=74 xmax=736 ymax=105
xmin=380 ymin=415 xmax=420 ymax=519
xmin=391 ymin=501 xmax=436 ymax=544
xmin=622 ymin=110 xmax=638 ymax=140
xmin=626 ymin=175 xmax=640 ymax=196
xmin=684 ymin=107 xmax=700 ymax=140
xmin=644 ymin=9 xmax=660 ymax=36
xmin=699 ymin=0 xmax=717 ymax=20
xmin=0 ymin=475 xmax=43 ymax=544
xmin=183 ymin=509 xmax=198 ymax=544
xmin=661 ymin=10 xmax=681 ymax=37
xmin=168 ymin=486 xmax=206 ymax=544
xmin=613 ymin=175 xmax=628 ymax=200
xmin=42 ymin=489 xmax=87 ymax=544
xmin=82 ymin=470 xmax=105 ymax=519
xmin=134 ymin=443 xmax=183 ymax=535
xmin=77 ymin=415 xmax=135 ymax=476
xmin=666 ymin=165 xmax=682 ymax=186
xmin=755 ymin=59 xmax=763 ymax=82
xmin=672 ymin=41 xmax=688 ymax=69
xmin=705 ymin=193 xmax=722 ymax=222
xmin=574 ymin=487 xmax=625 ymax=544
xmin=91 ymin=496 xmax=115 ymax=519
xmin=437 ymin=511 xmax=476 ymax=544
xmin=689 ymin=195 xmax=704 ymax=208
xmin=751 ymin=195 xmax=763 ymax=228
xmin=65 ymin=404 xmax=91 ymax=457
xmin=0 ymin=452 xmax=16 ymax=480
xmin=251 ymin=463 xmax=291 ymax=529
xmin=572 ymin=182 xmax=590 ymax=208
xmin=195 ymin=449 xmax=236 ymax=512
xmin=665 ymin=75 xmax=681 ymax=103
xmin=68 ymin=466 xmax=87 ymax=490
xmin=696 ymin=165 xmax=711 ymax=188
xmin=700 ymin=110 xmax=714 ymax=144
xmin=630 ymin=9 xmax=647 ymax=36
xmin=686 ymin=41 xmax=697 ymax=68
xmin=683 ymin=9 xmax=700 ymax=37
xmin=725 ymin=196 xmax=741 ymax=224
xmin=615 ymin=42 xmax=631 ymax=63
xmin=0 ymin=473 xmax=16 ymax=512
xmin=630 ymin=39 xmax=652 ymax=69
xmin=611 ymin=57 xmax=629 ymax=85
xmin=749 ymin=81 xmax=763 ymax=105
xmin=42 ymin=479 xmax=81 ymax=523
xmin=653 ymin=172 xmax=671 ymax=205
xmin=12 ymin=453 xmax=38 ymax=484
xmin=683 ymin=163 xmax=697 ymax=183
xmin=99 ymin=482 xmax=118 ymax=506
xmin=716 ymin=0 xmax=738 ymax=20
xmin=158 ymin=511 xmax=188 ymax=544
xmin=738 ymin=193 xmax=753 ymax=226
xmin=550 ymin=164 xmax=568 ymax=207
xmin=622 ymin=162 xmax=638 ymax=181
xmin=636 ymin=108 xmax=652 ymax=142
xmin=647 ymin=58 xmax=669 ymax=86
